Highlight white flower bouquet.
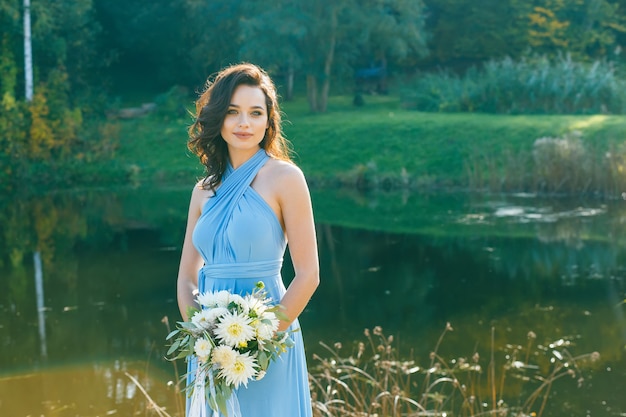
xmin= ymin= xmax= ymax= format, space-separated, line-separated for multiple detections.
xmin=166 ymin=281 xmax=295 ymax=416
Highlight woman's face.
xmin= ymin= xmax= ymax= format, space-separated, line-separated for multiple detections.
xmin=220 ymin=84 xmax=269 ymax=155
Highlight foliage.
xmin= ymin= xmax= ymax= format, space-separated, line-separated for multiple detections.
xmin=528 ymin=0 xmax=626 ymax=60
xmin=0 ymin=0 xmax=122 ymax=189
xmin=0 ymin=72 xmax=123 ymax=189
xmin=421 ymin=0 xmax=626 ymax=71
xmin=401 ymin=54 xmax=626 ymax=114
xmin=153 ymin=85 xmax=192 ymax=120
xmin=0 ymin=91 xmax=28 ymax=179
xmin=421 ymin=0 xmax=534 ymax=70
xmin=309 ymin=325 xmax=600 ymax=417
xmin=96 ymin=0 xmax=251 ymax=89
xmin=7 ymin=0 xmax=623 ymax=110
xmin=0 ymin=0 xmax=106 ymax=94
xmin=239 ymin=0 xmax=429 ymax=113
xmin=95 ymin=0 xmax=190 ymax=87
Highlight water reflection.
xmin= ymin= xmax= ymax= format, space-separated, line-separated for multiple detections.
xmin=0 ymin=188 xmax=625 ymax=416
xmin=0 ymin=361 xmax=180 ymax=416
xmin=33 ymin=251 xmax=47 ymax=360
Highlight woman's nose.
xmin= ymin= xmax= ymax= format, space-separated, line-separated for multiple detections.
xmin=238 ymin=114 xmax=249 ymax=126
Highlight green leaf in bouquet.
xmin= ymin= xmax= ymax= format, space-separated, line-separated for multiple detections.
xmin=167 ymin=338 xmax=182 ymax=356
xmin=243 ymin=340 xmax=258 ymax=353
xmin=215 ymin=385 xmax=229 ymax=417
xmin=271 ymin=306 xmax=290 ymax=322
xmin=166 ymin=329 xmax=180 ymax=340
xmin=179 ymin=321 xmax=198 ymax=331
xmin=227 ymin=300 xmax=243 ymax=313
xmin=186 ymin=306 xmax=199 ymax=319
xmin=257 ymin=351 xmax=270 ymax=370
xmin=174 ymin=349 xmax=190 ymax=360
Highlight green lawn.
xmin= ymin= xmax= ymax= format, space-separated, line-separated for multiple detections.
xmin=116 ymin=94 xmax=626 ymax=189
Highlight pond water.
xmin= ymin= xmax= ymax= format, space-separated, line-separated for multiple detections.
xmin=0 ymin=187 xmax=625 ymax=416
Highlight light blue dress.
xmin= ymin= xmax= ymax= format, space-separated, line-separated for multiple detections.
xmin=187 ymin=148 xmax=313 ymax=417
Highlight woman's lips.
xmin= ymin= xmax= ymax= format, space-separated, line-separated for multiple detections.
xmin=234 ymin=132 xmax=252 ymax=140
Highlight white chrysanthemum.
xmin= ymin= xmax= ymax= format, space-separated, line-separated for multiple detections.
xmin=253 ymin=312 xmax=280 ymax=340
xmin=194 ymin=337 xmax=212 ymax=363
xmin=195 ymin=291 xmax=216 ymax=308
xmin=205 ymin=307 xmax=229 ymax=323
xmin=214 ymin=312 xmax=255 ymax=347
xmin=197 ymin=290 xmax=231 ymax=308
xmin=219 ymin=351 xmax=258 ymax=388
xmin=215 ymin=290 xmax=233 ymax=307
xmin=244 ymin=294 xmax=268 ymax=317
xmin=191 ymin=309 xmax=216 ymax=330
xmin=211 ymin=345 xmax=237 ymax=368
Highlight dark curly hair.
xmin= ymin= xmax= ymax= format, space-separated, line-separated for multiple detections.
xmin=188 ymin=63 xmax=292 ymax=191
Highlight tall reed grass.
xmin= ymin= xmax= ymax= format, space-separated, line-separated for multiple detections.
xmin=402 ymin=54 xmax=626 ymax=114
xmin=309 ymin=324 xmax=599 ymax=417
xmin=134 ymin=320 xmax=599 ymax=416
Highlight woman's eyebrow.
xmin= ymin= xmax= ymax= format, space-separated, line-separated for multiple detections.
xmin=228 ymin=103 xmax=265 ymax=110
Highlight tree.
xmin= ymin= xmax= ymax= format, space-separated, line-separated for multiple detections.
xmin=422 ymin=0 xmax=534 ymax=71
xmin=1 ymin=0 xmax=24 ymax=98
xmin=240 ymin=0 xmax=429 ymax=113
xmin=240 ymin=0 xmax=348 ymax=112
xmin=239 ymin=5 xmax=306 ymax=100
xmin=1 ymin=0 xmax=116 ymax=186
xmin=181 ymin=0 xmax=245 ymax=86
xmin=611 ymin=0 xmax=626 ymax=55
xmin=528 ymin=0 xmax=626 ymax=60
xmin=422 ymin=0 xmax=626 ymax=72
xmin=95 ymin=0 xmax=190 ymax=90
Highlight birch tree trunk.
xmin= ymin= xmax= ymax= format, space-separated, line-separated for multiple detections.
xmin=23 ymin=0 xmax=33 ymax=102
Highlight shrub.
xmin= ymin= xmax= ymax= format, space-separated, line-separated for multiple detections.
xmin=0 ymin=67 xmax=122 ymax=190
xmin=532 ymin=131 xmax=590 ymax=194
xmin=154 ymin=85 xmax=191 ymax=119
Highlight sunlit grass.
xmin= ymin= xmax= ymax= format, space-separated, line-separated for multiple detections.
xmin=115 ymin=94 xmax=626 ymax=195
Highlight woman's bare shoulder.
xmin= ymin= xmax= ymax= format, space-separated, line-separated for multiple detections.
xmin=261 ymin=159 xmax=310 ymax=205
xmin=192 ymin=178 xmax=215 ymax=195
xmin=264 ymin=158 xmax=305 ymax=183
xmin=189 ymin=178 xmax=215 ymax=211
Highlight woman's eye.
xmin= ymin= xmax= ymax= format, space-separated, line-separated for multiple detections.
xmin=252 ymin=111 xmax=263 ymax=116
xmin=227 ymin=109 xmax=237 ymax=115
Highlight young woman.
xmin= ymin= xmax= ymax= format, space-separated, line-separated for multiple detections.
xmin=177 ymin=63 xmax=319 ymax=416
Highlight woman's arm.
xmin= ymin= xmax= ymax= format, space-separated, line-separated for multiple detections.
xmin=275 ymin=165 xmax=320 ymax=331
xmin=176 ymin=184 xmax=206 ymax=321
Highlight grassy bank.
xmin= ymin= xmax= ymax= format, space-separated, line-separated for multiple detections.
xmin=116 ymin=95 xmax=626 ymax=193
